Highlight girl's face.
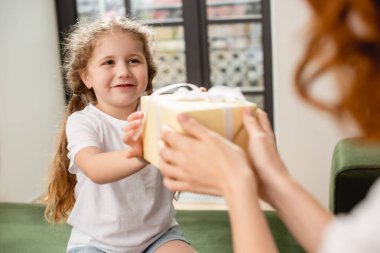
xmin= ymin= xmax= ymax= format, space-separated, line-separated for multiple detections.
xmin=80 ymin=31 xmax=148 ymax=118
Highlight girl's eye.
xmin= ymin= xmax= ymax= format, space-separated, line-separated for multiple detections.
xmin=129 ymin=58 xmax=140 ymax=64
xmin=104 ymin=60 xmax=114 ymax=65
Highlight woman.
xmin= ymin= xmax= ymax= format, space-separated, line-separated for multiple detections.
xmin=158 ymin=0 xmax=380 ymax=252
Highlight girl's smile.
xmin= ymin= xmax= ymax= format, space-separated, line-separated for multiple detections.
xmin=112 ymin=83 xmax=137 ymax=89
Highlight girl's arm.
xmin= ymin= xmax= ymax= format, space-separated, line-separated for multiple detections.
xmin=74 ymin=111 xmax=147 ymax=184
xmin=242 ymin=109 xmax=333 ymax=253
xmin=75 ymin=147 xmax=147 ymax=184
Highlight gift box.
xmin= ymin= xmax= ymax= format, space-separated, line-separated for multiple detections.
xmin=140 ymin=85 xmax=257 ymax=168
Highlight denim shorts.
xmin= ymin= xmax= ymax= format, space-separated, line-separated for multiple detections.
xmin=143 ymin=225 xmax=189 ymax=253
xmin=67 ymin=225 xmax=188 ymax=253
xmin=68 ymin=246 xmax=104 ymax=253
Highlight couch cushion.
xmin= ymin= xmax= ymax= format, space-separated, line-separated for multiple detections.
xmin=0 ymin=202 xmax=304 ymax=253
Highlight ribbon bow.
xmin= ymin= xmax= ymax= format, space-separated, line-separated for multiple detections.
xmin=152 ymin=83 xmax=246 ymax=103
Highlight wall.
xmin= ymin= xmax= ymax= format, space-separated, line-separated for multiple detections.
xmin=271 ymin=0 xmax=358 ymax=208
xmin=0 ymin=0 xmax=65 ymax=202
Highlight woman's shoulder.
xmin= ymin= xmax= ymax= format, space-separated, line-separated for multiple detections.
xmin=319 ymin=179 xmax=380 ymax=252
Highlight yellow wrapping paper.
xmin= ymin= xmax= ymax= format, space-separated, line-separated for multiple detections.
xmin=141 ymin=94 xmax=257 ymax=168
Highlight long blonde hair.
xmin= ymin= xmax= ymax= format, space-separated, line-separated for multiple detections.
xmin=45 ymin=16 xmax=157 ymax=223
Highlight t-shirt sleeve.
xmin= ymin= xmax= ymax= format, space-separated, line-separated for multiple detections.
xmin=318 ymin=179 xmax=380 ymax=253
xmin=66 ymin=113 xmax=101 ymax=174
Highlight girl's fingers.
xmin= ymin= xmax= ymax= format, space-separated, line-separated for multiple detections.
xmin=127 ymin=111 xmax=143 ymax=121
xmin=123 ymin=128 xmax=143 ymax=144
xmin=123 ymin=130 xmax=135 ymax=144
xmin=123 ymin=120 xmax=142 ymax=132
xmin=199 ymin=87 xmax=207 ymax=92
xmin=126 ymin=148 xmax=135 ymax=158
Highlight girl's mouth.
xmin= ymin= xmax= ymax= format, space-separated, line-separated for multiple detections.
xmin=114 ymin=84 xmax=135 ymax=88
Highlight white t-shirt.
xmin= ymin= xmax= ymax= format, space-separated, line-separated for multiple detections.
xmin=65 ymin=104 xmax=177 ymax=253
xmin=318 ymin=178 xmax=380 ymax=253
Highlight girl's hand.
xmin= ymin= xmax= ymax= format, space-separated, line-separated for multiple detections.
xmin=159 ymin=114 xmax=256 ymax=196
xmin=199 ymin=87 xmax=207 ymax=92
xmin=123 ymin=112 xmax=144 ymax=158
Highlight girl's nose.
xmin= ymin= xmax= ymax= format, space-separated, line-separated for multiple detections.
xmin=117 ymin=63 xmax=131 ymax=78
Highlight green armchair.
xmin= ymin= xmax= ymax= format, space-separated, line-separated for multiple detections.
xmin=330 ymin=138 xmax=380 ymax=214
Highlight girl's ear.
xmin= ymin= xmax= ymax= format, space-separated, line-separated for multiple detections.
xmin=79 ymin=69 xmax=92 ymax=89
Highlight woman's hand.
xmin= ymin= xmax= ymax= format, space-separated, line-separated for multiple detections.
xmin=123 ymin=111 xmax=144 ymax=158
xmin=242 ymin=108 xmax=289 ymax=201
xmin=159 ymin=114 xmax=256 ymax=197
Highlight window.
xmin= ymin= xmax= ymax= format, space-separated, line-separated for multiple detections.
xmin=55 ymin=0 xmax=272 ymax=122
xmin=55 ymin=0 xmax=272 ymax=205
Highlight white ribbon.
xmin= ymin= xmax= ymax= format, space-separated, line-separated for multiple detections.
xmin=175 ymin=85 xmax=246 ymax=103
xmin=151 ymin=83 xmax=199 ymax=96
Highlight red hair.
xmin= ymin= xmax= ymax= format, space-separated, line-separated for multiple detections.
xmin=295 ymin=0 xmax=380 ymax=140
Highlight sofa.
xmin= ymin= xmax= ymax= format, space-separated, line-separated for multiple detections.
xmin=330 ymin=138 xmax=380 ymax=214
xmin=0 ymin=202 xmax=304 ymax=253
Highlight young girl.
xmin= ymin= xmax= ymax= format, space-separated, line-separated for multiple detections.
xmin=44 ymin=17 xmax=195 ymax=253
